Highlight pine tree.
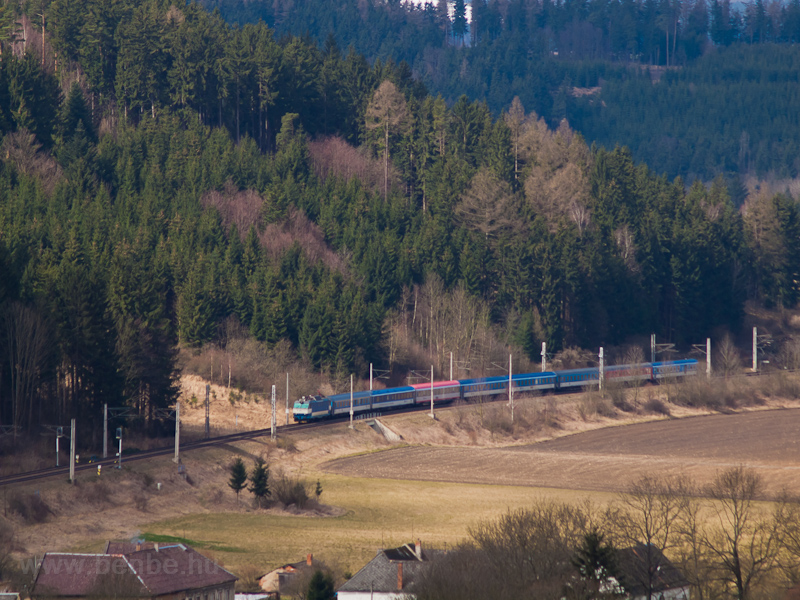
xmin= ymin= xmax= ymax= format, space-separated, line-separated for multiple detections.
xmin=572 ymin=529 xmax=619 ymax=593
xmin=249 ymin=458 xmax=270 ymax=508
xmin=452 ymin=0 xmax=468 ymax=45
xmin=229 ymin=457 xmax=248 ymax=504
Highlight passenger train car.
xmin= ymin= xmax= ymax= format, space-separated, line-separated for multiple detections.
xmin=292 ymin=359 xmax=698 ymax=422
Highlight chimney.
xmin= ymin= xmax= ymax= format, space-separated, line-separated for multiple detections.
xmin=136 ymin=543 xmax=141 ymax=552
xmin=307 ymin=553 xmax=313 ymax=567
xmin=397 ymin=562 xmax=403 ymax=590
xmin=415 ymin=539 xmax=422 ymax=560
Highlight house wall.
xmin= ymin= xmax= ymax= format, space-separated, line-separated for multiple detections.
xmin=164 ymin=582 xmax=237 ymax=600
xmin=632 ymin=586 xmax=689 ymax=600
xmin=337 ymin=592 xmax=412 ymax=600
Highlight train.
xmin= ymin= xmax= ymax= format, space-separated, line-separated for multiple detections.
xmin=291 ymin=359 xmax=698 ymax=422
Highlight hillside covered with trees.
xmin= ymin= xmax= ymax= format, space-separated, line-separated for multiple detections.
xmin=206 ymin=0 xmax=800 ymax=181
xmin=0 ymin=0 xmax=799 ymax=439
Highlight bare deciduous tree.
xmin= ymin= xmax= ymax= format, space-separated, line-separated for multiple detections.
xmin=4 ymin=302 xmax=51 ymax=435
xmin=717 ymin=334 xmax=742 ymax=378
xmin=522 ymin=120 xmax=592 ymax=233
xmin=365 ymin=80 xmax=409 ymax=201
xmin=504 ymin=96 xmax=528 ymax=182
xmin=703 ymin=467 xmax=783 ymax=600
xmin=615 ymin=475 xmax=687 ymax=600
xmin=469 ymin=502 xmax=591 ymax=599
xmin=454 ymin=168 xmax=516 ymax=241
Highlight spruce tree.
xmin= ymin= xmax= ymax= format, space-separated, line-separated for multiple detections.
xmin=229 ymin=457 xmax=248 ymax=504
xmin=307 ymin=570 xmax=335 ymax=600
xmin=249 ymin=458 xmax=270 ymax=508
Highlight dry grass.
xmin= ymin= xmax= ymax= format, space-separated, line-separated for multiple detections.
xmin=144 ymin=474 xmax=610 ymax=575
xmin=7 ymin=372 xmax=800 ymax=581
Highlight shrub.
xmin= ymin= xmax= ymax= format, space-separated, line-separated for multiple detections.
xmin=644 ymin=397 xmax=671 ymax=416
xmin=271 ymin=469 xmax=311 ymax=508
xmin=133 ymin=492 xmax=149 ymax=512
xmin=10 ymin=492 xmax=51 ymax=523
xmin=276 ymin=437 xmax=297 ymax=452
xmin=483 ymin=406 xmax=514 ymax=435
xmin=578 ymin=394 xmax=616 ymax=420
xmin=760 ymin=372 xmax=800 ymax=399
xmin=608 ymin=384 xmax=635 ymax=412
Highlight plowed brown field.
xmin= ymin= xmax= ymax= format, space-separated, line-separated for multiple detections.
xmin=322 ymin=409 xmax=800 ymax=495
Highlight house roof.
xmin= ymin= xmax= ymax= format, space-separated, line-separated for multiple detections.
xmin=31 ymin=554 xmax=148 ymax=597
xmin=125 ymin=545 xmax=238 ymax=594
xmin=32 ymin=544 xmax=237 ymax=597
xmin=104 ymin=542 xmax=156 ymax=554
xmin=615 ymin=544 xmax=689 ymax=597
xmin=338 ymin=543 xmax=439 ymax=594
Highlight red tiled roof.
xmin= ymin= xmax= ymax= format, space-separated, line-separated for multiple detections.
xmin=125 ymin=545 xmax=237 ymax=594
xmin=32 ymin=545 xmax=237 ymax=597
xmin=32 ymin=554 xmax=147 ymax=597
xmin=104 ymin=542 xmax=155 ymax=554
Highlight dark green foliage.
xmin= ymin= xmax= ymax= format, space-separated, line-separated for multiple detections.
xmin=572 ymin=530 xmax=619 ymax=584
xmin=205 ymin=0 xmax=800 ymax=180
xmin=0 ymin=0 xmax=788 ymax=436
xmin=307 ymin=570 xmax=335 ymax=600
xmin=249 ymin=458 xmax=270 ymax=507
xmin=228 ymin=457 xmax=248 ymax=502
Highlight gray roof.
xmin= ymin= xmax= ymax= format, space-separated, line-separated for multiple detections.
xmin=615 ymin=544 xmax=690 ymax=597
xmin=338 ymin=544 xmax=440 ymax=594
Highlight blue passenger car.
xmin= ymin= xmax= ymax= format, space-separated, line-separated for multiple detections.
xmin=556 ymin=368 xmax=600 ymax=389
xmin=372 ymin=386 xmax=416 ymax=409
xmin=330 ymin=390 xmax=373 ymax=417
xmin=652 ymin=359 xmax=698 ymax=379
xmin=459 ymin=375 xmax=509 ymax=399
xmin=512 ymin=371 xmax=558 ymax=392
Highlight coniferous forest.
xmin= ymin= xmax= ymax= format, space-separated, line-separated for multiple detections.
xmin=0 ymin=0 xmax=799 ymax=439
xmin=208 ymin=0 xmax=800 ymax=180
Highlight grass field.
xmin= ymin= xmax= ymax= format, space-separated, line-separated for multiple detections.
xmin=143 ymin=472 xmax=613 ymax=575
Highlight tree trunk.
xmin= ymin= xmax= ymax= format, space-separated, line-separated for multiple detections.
xmin=384 ymin=122 xmax=389 ymax=201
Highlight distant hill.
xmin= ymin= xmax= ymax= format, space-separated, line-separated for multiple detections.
xmin=203 ymin=0 xmax=800 ymax=181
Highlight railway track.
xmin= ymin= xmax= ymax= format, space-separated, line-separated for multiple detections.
xmin=0 ymin=422 xmax=319 ymax=488
xmin=2 ymin=369 xmax=784 ymax=488
xmin=0 ymin=397 xmax=475 ymax=488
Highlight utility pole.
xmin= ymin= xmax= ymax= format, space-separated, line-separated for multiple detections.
xmin=205 ymin=384 xmax=210 ymax=438
xmin=286 ymin=373 xmax=290 ymax=426
xmin=349 ymin=374 xmax=354 ymax=429
xmin=651 ymin=334 xmax=656 ymax=364
xmin=271 ymin=385 xmax=276 ymax=440
xmin=508 ymin=353 xmax=513 ymax=423
xmin=450 ymin=352 xmax=453 ymax=380
xmin=174 ymin=402 xmax=180 ymax=463
xmin=541 ymin=342 xmax=547 ymax=372
xmin=116 ymin=427 xmax=123 ymax=469
xmin=430 ymin=365 xmax=435 ymax=419
xmin=599 ymin=347 xmax=605 ymax=394
xmin=55 ymin=427 xmax=62 ymax=467
xmin=752 ymin=326 xmax=758 ymax=372
xmin=103 ymin=404 xmax=108 ymax=459
xmin=692 ymin=338 xmax=712 ymax=379
xmin=69 ymin=419 xmax=76 ymax=484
